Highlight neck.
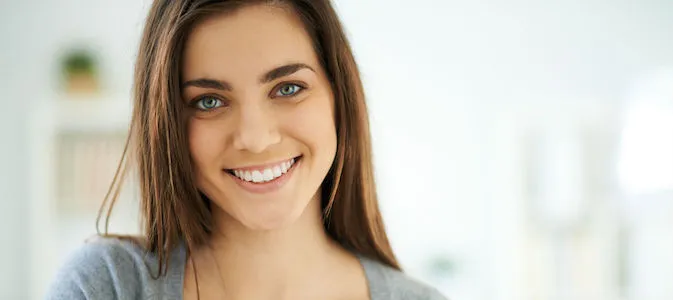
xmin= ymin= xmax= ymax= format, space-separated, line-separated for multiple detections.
xmin=199 ymin=194 xmax=352 ymax=299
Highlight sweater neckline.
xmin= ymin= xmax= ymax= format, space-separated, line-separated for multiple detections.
xmin=165 ymin=241 xmax=384 ymax=300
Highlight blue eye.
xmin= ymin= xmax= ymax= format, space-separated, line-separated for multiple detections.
xmin=194 ymin=96 xmax=224 ymax=110
xmin=275 ymin=84 xmax=303 ymax=97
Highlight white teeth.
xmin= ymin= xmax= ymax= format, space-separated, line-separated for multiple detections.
xmin=231 ymin=157 xmax=298 ymax=183
xmin=251 ymin=170 xmax=263 ymax=183
xmin=272 ymin=166 xmax=282 ymax=177
xmin=262 ymin=169 xmax=274 ymax=181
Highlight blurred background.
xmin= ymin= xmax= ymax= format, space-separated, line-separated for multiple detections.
xmin=1 ymin=0 xmax=672 ymax=299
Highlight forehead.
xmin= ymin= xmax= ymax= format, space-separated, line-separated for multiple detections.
xmin=181 ymin=5 xmax=319 ymax=82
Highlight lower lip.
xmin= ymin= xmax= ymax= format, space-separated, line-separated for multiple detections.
xmin=226 ymin=157 xmax=301 ymax=194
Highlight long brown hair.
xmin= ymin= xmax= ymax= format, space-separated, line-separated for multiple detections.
xmin=97 ymin=0 xmax=400 ymax=276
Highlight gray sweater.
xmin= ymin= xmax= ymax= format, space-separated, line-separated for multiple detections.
xmin=45 ymin=237 xmax=448 ymax=300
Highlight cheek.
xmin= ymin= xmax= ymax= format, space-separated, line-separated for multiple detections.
xmin=188 ymin=119 xmax=226 ymax=167
xmin=287 ymin=95 xmax=337 ymax=156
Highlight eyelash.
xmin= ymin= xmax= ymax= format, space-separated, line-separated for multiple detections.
xmin=273 ymin=83 xmax=305 ymax=98
xmin=191 ymin=95 xmax=226 ymax=111
xmin=190 ymin=82 xmax=306 ymax=111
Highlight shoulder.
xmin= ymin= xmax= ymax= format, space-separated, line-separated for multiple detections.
xmin=45 ymin=236 xmax=180 ymax=300
xmin=63 ymin=236 xmax=154 ymax=278
xmin=360 ymin=256 xmax=449 ymax=300
xmin=66 ymin=235 xmax=150 ymax=265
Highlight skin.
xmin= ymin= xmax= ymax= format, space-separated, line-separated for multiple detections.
xmin=180 ymin=4 xmax=369 ymax=300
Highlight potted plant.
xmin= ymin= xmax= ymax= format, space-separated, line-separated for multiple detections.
xmin=61 ymin=48 xmax=99 ymax=94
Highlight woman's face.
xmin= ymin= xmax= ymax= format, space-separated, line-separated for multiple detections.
xmin=181 ymin=5 xmax=337 ymax=230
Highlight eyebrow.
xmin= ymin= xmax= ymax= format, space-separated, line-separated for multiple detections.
xmin=181 ymin=63 xmax=315 ymax=90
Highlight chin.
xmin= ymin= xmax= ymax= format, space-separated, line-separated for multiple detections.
xmin=236 ymin=203 xmax=309 ymax=231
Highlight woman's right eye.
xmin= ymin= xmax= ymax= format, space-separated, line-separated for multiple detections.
xmin=193 ymin=96 xmax=225 ymax=111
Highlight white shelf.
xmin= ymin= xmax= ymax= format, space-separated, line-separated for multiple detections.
xmin=28 ymin=94 xmax=135 ymax=300
xmin=37 ymin=95 xmax=133 ymax=133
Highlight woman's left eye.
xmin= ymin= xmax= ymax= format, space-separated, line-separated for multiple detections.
xmin=275 ymin=84 xmax=303 ymax=97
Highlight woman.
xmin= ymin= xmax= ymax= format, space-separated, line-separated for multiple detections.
xmin=46 ymin=0 xmax=447 ymax=299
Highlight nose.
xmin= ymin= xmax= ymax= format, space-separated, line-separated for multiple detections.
xmin=231 ymin=102 xmax=281 ymax=153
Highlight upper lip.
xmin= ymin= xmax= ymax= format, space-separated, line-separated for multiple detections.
xmin=225 ymin=155 xmax=301 ymax=172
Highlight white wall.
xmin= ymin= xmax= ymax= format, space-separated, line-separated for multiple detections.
xmin=1 ymin=2 xmax=32 ymax=298
xmin=334 ymin=0 xmax=672 ymax=298
xmin=0 ymin=1 xmax=149 ymax=298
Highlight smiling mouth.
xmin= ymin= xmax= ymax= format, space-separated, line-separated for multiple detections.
xmin=225 ymin=156 xmax=302 ymax=184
